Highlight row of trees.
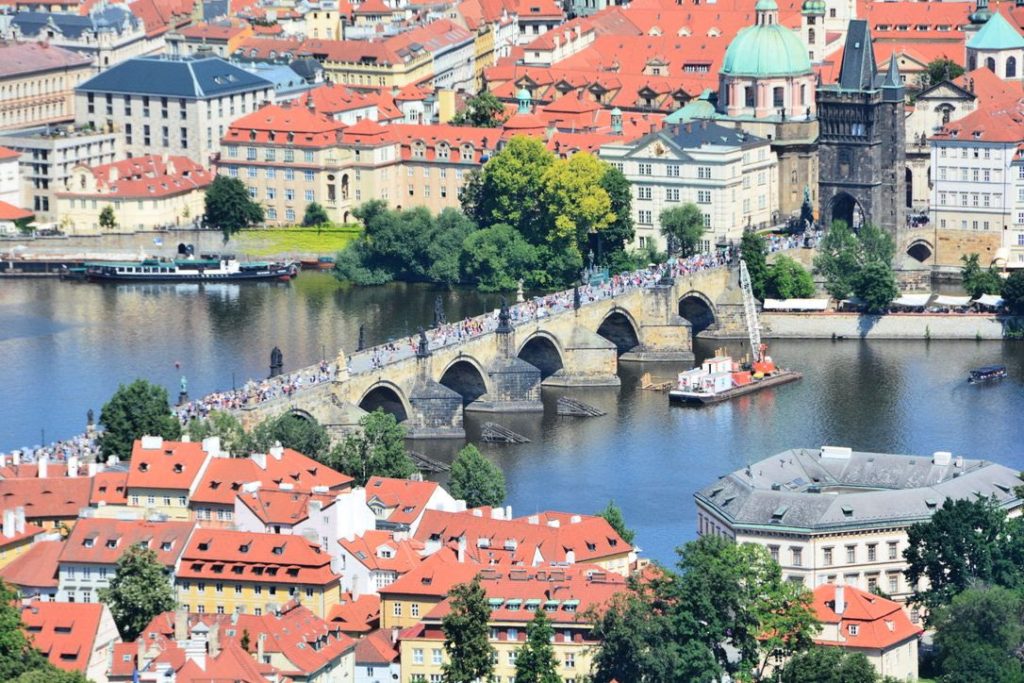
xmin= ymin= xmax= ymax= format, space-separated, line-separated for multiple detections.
xmin=814 ymin=221 xmax=898 ymax=312
xmin=335 ymin=137 xmax=637 ymax=290
xmin=740 ymin=231 xmax=815 ymax=300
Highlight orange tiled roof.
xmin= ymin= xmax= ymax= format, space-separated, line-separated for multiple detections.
xmin=223 ymin=100 xmax=346 ymax=149
xmin=364 ymin=476 xmax=440 ymax=527
xmin=60 ymin=155 xmax=214 ymax=200
xmin=191 ymin=448 xmax=351 ymax=506
xmin=21 ymin=600 xmax=105 ymax=674
xmin=90 ymin=471 xmax=128 ymax=505
xmin=0 ymin=477 xmax=92 ymax=520
xmin=378 ymin=547 xmax=481 ymax=598
xmin=0 ymin=146 xmax=20 ymax=161
xmin=61 ymin=518 xmax=195 ymax=568
xmin=125 ymin=439 xmax=210 ymax=493
xmin=354 ymin=627 xmax=398 ymax=664
xmin=178 ymin=529 xmax=340 ymax=586
xmin=0 ymin=540 xmax=61 ymax=589
xmin=0 ymin=201 xmax=33 ymax=222
xmin=339 ymin=530 xmax=425 ymax=573
xmin=813 ymin=583 xmax=922 ymax=651
xmin=179 ymin=19 xmax=251 ymax=41
xmin=237 ymin=488 xmax=336 ymax=525
xmin=327 ymin=592 xmax=380 ymax=633
xmin=931 ymin=95 xmax=1024 ymax=143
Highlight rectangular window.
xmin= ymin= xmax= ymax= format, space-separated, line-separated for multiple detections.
xmin=304 ymin=150 xmax=314 ymax=162
xmin=247 ymin=147 xmax=257 ymax=161
xmin=846 ymin=546 xmax=856 ymax=564
xmin=413 ymin=648 xmax=423 ymax=664
xmin=393 ymin=603 xmax=402 ymax=617
xmin=284 ymin=149 xmax=295 ymax=162
xmin=305 ymin=190 xmax=314 ymax=202
xmin=638 ymin=163 xmax=652 ymax=176
xmin=698 ymin=166 xmax=711 ymax=179
xmin=791 ymin=547 xmax=802 ymax=567
xmin=411 ymin=603 xmax=420 ymax=617
xmin=697 ymin=190 xmax=711 ymax=204
xmin=638 ymin=187 xmax=652 ymax=200
xmin=823 ymin=547 xmax=833 ymax=566
xmin=432 ymin=649 xmax=442 ymax=664
xmin=867 ymin=545 xmax=877 ymax=562
xmin=638 ymin=210 xmax=652 ymax=224
xmin=667 ymin=164 xmax=680 ymax=177
xmin=666 ymin=188 xmax=680 ymax=202
xmin=889 ymin=575 xmax=899 ymax=593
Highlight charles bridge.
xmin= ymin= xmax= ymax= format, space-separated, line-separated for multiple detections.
xmin=238 ymin=265 xmax=746 ymax=439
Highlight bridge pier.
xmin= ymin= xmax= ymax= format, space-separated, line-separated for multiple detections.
xmin=620 ymin=285 xmax=695 ymax=362
xmin=467 ymin=357 xmax=544 ymax=413
xmin=407 ymin=377 xmax=465 ymax=439
xmin=700 ymin=272 xmax=749 ymax=339
xmin=543 ymin=326 xmax=621 ymax=387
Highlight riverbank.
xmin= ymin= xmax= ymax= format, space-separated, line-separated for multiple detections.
xmin=760 ymin=312 xmax=1017 ymax=340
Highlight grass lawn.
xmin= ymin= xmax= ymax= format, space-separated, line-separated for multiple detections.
xmin=232 ymin=226 xmax=361 ymax=257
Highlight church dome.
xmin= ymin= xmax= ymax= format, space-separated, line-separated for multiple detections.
xmin=721 ymin=0 xmax=813 ymax=77
xmin=801 ymin=0 xmax=826 ymax=14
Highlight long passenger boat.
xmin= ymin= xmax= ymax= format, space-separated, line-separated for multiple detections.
xmin=84 ymin=255 xmax=297 ymax=283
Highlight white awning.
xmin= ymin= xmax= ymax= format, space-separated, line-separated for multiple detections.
xmin=891 ymin=294 xmax=931 ymax=308
xmin=974 ymin=294 xmax=1005 ymax=308
xmin=931 ymin=295 xmax=972 ymax=307
xmin=763 ymin=298 xmax=830 ymax=311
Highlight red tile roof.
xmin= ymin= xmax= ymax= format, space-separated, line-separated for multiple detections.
xmin=931 ymin=95 xmax=1024 ymax=143
xmin=179 ymin=19 xmax=251 ymax=41
xmin=812 ymin=583 xmax=923 ymax=651
xmin=190 ymin=448 xmax=352 ymax=506
xmin=223 ymin=100 xmax=346 ymax=149
xmin=90 ymin=471 xmax=128 ymax=505
xmin=0 ymin=520 xmax=46 ymax=550
xmin=0 ymin=40 xmax=91 ymax=78
xmin=339 ymin=530 xmax=424 ymax=573
xmin=21 ymin=600 xmax=105 ymax=674
xmin=61 ymin=518 xmax=195 ymax=568
xmin=365 ymin=476 xmax=440 ymax=527
xmin=60 ymin=155 xmax=214 ymax=201
xmin=354 ymin=627 xmax=398 ymax=665
xmin=0 ymin=477 xmax=92 ymax=521
xmin=0 ymin=540 xmax=62 ymax=589
xmin=126 ymin=439 xmax=211 ymax=493
xmin=234 ymin=36 xmax=304 ymax=60
xmin=109 ymin=641 xmax=138 ymax=678
xmin=327 ymin=593 xmax=380 ymax=634
xmin=0 ymin=201 xmax=33 ymax=222
xmin=0 ymin=146 xmax=20 ymax=161
xmin=237 ymin=488 xmax=335 ymax=525
xmin=377 ymin=547 xmax=481 ymax=598
xmin=178 ymin=529 xmax=340 ymax=586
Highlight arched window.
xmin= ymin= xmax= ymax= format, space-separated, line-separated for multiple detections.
xmin=1008 ymin=56 xmax=1017 ymax=78
xmin=986 ymin=57 xmax=996 ymax=72
xmin=936 ymin=104 xmax=953 ymax=125
xmin=808 ymin=28 xmax=815 ymax=44
xmin=969 ymin=54 xmax=977 ymax=71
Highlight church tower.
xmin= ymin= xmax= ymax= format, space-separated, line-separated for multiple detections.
xmin=816 ymin=20 xmax=906 ymax=238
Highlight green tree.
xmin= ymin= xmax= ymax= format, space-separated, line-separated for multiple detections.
xmin=597 ymin=499 xmax=635 ymax=545
xmin=14 ymin=216 xmax=34 ymax=236
xmin=448 ymin=444 xmax=506 ymax=508
xmin=426 ymin=208 xmax=477 ymax=286
xmin=904 ymin=497 xmax=1024 ymax=615
xmin=765 ymin=255 xmax=815 ymax=299
xmin=186 ymin=410 xmax=248 ymax=455
xmin=302 ymin=201 xmax=329 ymax=228
xmin=98 ymin=379 xmax=181 ymax=458
xmin=857 ymin=223 xmax=895 ymax=266
xmin=779 ymin=646 xmax=879 ymax=683
xmin=541 ymin=152 xmax=615 ymax=258
xmin=99 ymin=205 xmax=117 ymax=231
xmin=0 ymin=581 xmax=52 ymax=681
xmin=462 ymin=136 xmax=555 ymax=243
xmin=441 ymin=576 xmax=495 ymax=683
xmin=246 ymin=413 xmax=331 ymax=462
xmin=659 ymin=203 xmax=705 ymax=257
xmin=451 ymin=91 xmax=508 ymax=128
xmin=961 ymin=253 xmax=1004 ymax=299
xmin=98 ymin=545 xmax=176 ymax=641
xmin=740 ymin=230 xmax=769 ymax=300
xmin=514 ymin=609 xmax=561 ymax=683
xmin=459 ymin=223 xmax=542 ymax=291
xmin=926 ymin=57 xmax=965 ymax=86
xmin=240 ymin=629 xmax=251 ymax=651
xmin=597 ymin=165 xmax=635 ymax=259
xmin=1003 ymin=270 xmax=1024 ymax=313
xmin=932 ymin=586 xmax=1024 ymax=683
xmin=204 ymin=175 xmax=264 ymax=241
xmin=852 ymin=260 xmax=899 ymax=313
xmin=328 ymin=409 xmax=415 ymax=486
xmin=813 ymin=221 xmax=862 ymax=299
xmin=15 ymin=669 xmax=91 ymax=683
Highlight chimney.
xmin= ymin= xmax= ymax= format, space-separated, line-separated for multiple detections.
xmin=0 ymin=455 xmax=6 ymax=468
xmin=11 ymin=451 xmax=20 ymax=466
xmin=457 ymin=536 xmax=466 ymax=563
xmin=390 ymin=627 xmax=400 ymax=644
xmin=251 ymin=452 xmax=267 ymax=470
xmin=527 ymin=514 xmax=539 ymax=525
xmin=202 ymin=437 xmax=221 ymax=458
xmin=87 ymin=462 xmax=98 ymax=478
xmin=208 ymin=622 xmax=221 ymax=658
xmin=505 ymin=505 xmax=512 ymax=519
xmin=257 ymin=633 xmax=266 ymax=662
xmin=174 ymin=606 xmax=188 ymax=641
xmin=834 ymin=583 xmax=845 ymax=615
xmin=68 ymin=456 xmax=79 ymax=478
xmin=2 ymin=510 xmax=14 ymax=539
xmin=37 ymin=454 xmax=47 ymax=479
xmin=269 ymin=443 xmax=284 ymax=460
xmin=14 ymin=507 xmax=25 ymax=534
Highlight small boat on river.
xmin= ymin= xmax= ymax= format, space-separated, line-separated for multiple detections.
xmin=968 ymin=365 xmax=1007 ymax=384
xmin=84 ymin=255 xmax=297 ymax=283
xmin=669 ymin=347 xmax=801 ymax=404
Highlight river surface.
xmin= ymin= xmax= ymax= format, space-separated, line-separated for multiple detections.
xmin=2 ymin=274 xmax=1023 ymax=566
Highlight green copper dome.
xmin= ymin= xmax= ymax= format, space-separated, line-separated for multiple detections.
xmin=801 ymin=0 xmax=826 ymax=14
xmin=721 ymin=20 xmax=813 ymax=77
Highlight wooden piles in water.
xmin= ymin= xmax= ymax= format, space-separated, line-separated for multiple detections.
xmin=556 ymin=396 xmax=606 ymax=417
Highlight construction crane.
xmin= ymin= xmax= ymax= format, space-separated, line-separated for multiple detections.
xmin=739 ymin=259 xmax=765 ymax=363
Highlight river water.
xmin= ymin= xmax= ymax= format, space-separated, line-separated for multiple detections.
xmin=2 ymin=273 xmax=1023 ymax=566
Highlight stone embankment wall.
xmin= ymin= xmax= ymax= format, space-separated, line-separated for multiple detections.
xmin=761 ymin=313 xmax=1018 ymax=340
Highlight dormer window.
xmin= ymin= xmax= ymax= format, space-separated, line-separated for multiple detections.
xmin=83 ymin=538 xmax=95 ymax=548
xmin=173 ymin=463 xmax=184 ymax=474
xmin=272 ymin=545 xmax=284 ymax=555
xmin=240 ymin=544 xmax=250 ymax=553
xmin=106 ymin=538 xmax=119 ymax=549
xmin=161 ymin=541 xmax=173 ymax=551
xmin=138 ymin=463 xmax=149 ymax=473
xmin=198 ymin=542 xmax=209 ymax=551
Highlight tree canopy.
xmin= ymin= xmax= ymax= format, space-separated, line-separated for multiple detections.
xmin=441 ymin=576 xmax=495 ymax=683
xmin=740 ymin=231 xmax=769 ymax=300
xmin=765 ymin=255 xmax=815 ymax=299
xmin=660 ymin=204 xmax=705 ymax=257
xmin=590 ymin=535 xmax=818 ymax=682
xmin=1002 ymin=270 xmax=1024 ymax=314
xmin=448 ymin=444 xmax=506 ymax=509
xmin=98 ymin=545 xmax=177 ymax=641
xmin=302 ymin=202 xmax=329 ymax=228
xmin=514 ymin=609 xmax=561 ymax=683
xmin=327 ymin=409 xmax=415 ymax=486
xmin=98 ymin=379 xmax=181 ymax=458
xmin=814 ymin=221 xmax=896 ymax=306
xmin=186 ymin=410 xmax=247 ymax=455
xmin=204 ymin=175 xmax=264 ymax=241
xmin=926 ymin=57 xmax=965 ymax=86
xmin=450 ymin=91 xmax=508 ymax=128
xmin=961 ymin=253 xmax=1003 ymax=299
xmin=597 ymin=500 xmax=635 ymax=545
xmin=246 ymin=413 xmax=331 ymax=462
xmin=853 ymin=260 xmax=899 ymax=313
xmin=99 ymin=205 xmax=117 ymax=230
xmin=931 ymin=586 xmax=1024 ymax=683
xmin=778 ymin=646 xmax=881 ymax=683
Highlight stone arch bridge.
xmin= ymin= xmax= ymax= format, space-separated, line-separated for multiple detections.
xmin=239 ymin=266 xmax=744 ymax=439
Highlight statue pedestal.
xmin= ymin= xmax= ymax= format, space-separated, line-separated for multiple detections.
xmin=178 ymin=391 xmax=189 ymax=407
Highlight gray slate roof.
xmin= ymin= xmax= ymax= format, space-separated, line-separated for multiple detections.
xmin=10 ymin=6 xmax=140 ymax=39
xmin=695 ymin=447 xmax=1023 ymax=533
xmin=76 ymin=56 xmax=273 ymax=98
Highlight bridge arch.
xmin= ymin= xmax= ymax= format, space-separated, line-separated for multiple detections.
xmin=678 ymin=291 xmax=717 ymax=335
xmin=517 ymin=332 xmax=565 ymax=380
xmin=358 ymin=381 xmax=411 ymax=422
xmin=438 ymin=356 xmax=492 ymax=406
xmin=906 ymin=238 xmax=934 ymax=263
xmin=287 ymin=408 xmax=317 ymax=422
xmin=596 ymin=307 xmax=642 ymax=355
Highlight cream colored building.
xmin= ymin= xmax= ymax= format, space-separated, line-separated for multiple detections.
xmin=600 ymin=120 xmax=779 ymax=251
xmin=695 ymin=446 xmax=1024 ymax=623
xmin=56 ymin=154 xmax=212 ymax=234
xmin=0 ymin=40 xmax=92 ymax=132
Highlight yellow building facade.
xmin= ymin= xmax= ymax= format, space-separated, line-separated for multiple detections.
xmin=176 ymin=577 xmax=341 ymax=620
